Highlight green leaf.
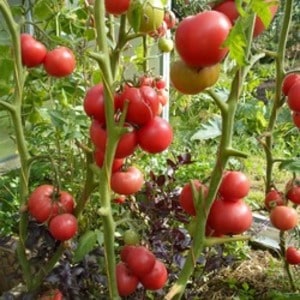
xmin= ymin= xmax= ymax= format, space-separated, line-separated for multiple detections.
xmin=191 ymin=115 xmax=222 ymax=141
xmin=251 ymin=0 xmax=276 ymax=28
xmin=73 ymin=230 xmax=99 ymax=263
xmin=128 ymin=1 xmax=143 ymax=33
xmin=278 ymin=159 xmax=300 ymax=173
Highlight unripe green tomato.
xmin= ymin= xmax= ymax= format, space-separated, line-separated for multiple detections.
xmin=123 ymin=229 xmax=140 ymax=245
xmin=158 ymin=37 xmax=174 ymax=53
xmin=127 ymin=0 xmax=164 ymax=33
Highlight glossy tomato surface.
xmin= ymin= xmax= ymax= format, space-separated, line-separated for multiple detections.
xmin=270 ymin=206 xmax=298 ymax=231
xmin=49 ymin=213 xmax=78 ymax=241
xmin=116 ymin=262 xmax=139 ymax=297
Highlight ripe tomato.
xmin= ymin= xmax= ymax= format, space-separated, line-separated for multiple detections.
xmin=127 ymin=0 xmax=164 ymax=33
xmin=140 ymin=259 xmax=168 ymax=290
xmin=105 ymin=0 xmax=130 ymax=15
xmin=286 ymin=181 xmax=300 ymax=205
xmin=213 ymin=0 xmax=239 ymax=25
xmin=179 ymin=180 xmax=208 ymax=216
xmin=44 ymin=46 xmax=76 ymax=77
xmin=175 ymin=11 xmax=232 ymax=68
xmin=120 ymin=244 xmax=136 ymax=262
xmin=21 ymin=34 xmax=47 ymax=68
xmin=270 ymin=206 xmax=298 ymax=231
xmin=285 ymin=247 xmax=300 ymax=265
xmin=83 ymin=84 xmax=105 ymax=123
xmin=157 ymin=89 xmax=168 ymax=106
xmin=264 ymin=189 xmax=284 ymax=210
xmin=49 ymin=213 xmax=78 ymax=241
xmin=153 ymin=76 xmax=167 ymax=90
xmin=94 ymin=148 xmax=124 ymax=172
xmin=116 ymin=262 xmax=139 ymax=297
xmin=111 ymin=166 xmax=144 ymax=195
xmin=137 ymin=116 xmax=173 ymax=153
xmin=163 ymin=9 xmax=177 ymax=29
xmin=28 ymin=185 xmax=75 ymax=223
xmin=292 ymin=111 xmax=300 ymax=128
xmin=119 ymin=85 xmax=159 ymax=126
xmin=125 ymin=245 xmax=156 ymax=277
xmin=207 ymin=198 xmax=253 ymax=235
xmin=170 ymin=60 xmax=220 ymax=95
xmin=287 ymin=81 xmax=300 ymax=112
xmin=90 ymin=120 xmax=138 ymax=158
xmin=38 ymin=289 xmax=63 ymax=300
xmin=282 ymin=73 xmax=300 ymax=96
xmin=218 ymin=170 xmax=250 ymax=201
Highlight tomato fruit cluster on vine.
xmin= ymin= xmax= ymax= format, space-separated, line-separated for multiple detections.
xmin=180 ymin=171 xmax=253 ymax=236
xmin=27 ymin=185 xmax=78 ymax=241
xmin=116 ymin=245 xmax=168 ymax=296
xmin=21 ymin=34 xmax=76 ymax=77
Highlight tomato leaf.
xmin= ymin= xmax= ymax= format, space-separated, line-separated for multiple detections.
xmin=278 ymin=159 xmax=300 ymax=173
xmin=128 ymin=0 xmax=143 ymax=33
xmin=191 ymin=115 xmax=222 ymax=141
xmin=251 ymin=0 xmax=276 ymax=28
xmin=73 ymin=230 xmax=99 ymax=263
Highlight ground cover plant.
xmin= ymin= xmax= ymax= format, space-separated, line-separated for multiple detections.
xmin=0 ymin=0 xmax=299 ymax=299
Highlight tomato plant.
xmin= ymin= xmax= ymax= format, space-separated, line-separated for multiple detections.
xmin=270 ymin=206 xmax=298 ymax=231
xmin=43 ymin=46 xmax=76 ymax=77
xmin=94 ymin=148 xmax=124 ymax=172
xmin=264 ymin=189 xmax=284 ymax=210
xmin=213 ymin=0 xmax=239 ymax=25
xmin=116 ymin=262 xmax=139 ymax=297
xmin=175 ymin=10 xmax=232 ymax=67
xmin=48 ymin=213 xmax=78 ymax=241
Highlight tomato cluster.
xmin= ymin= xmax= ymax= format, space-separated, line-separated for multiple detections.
xmin=180 ymin=171 xmax=253 ymax=236
xmin=27 ymin=185 xmax=78 ymax=241
xmin=21 ymin=33 xmax=76 ymax=77
xmin=282 ymin=73 xmax=300 ymax=128
xmin=84 ymin=77 xmax=173 ymax=198
xmin=116 ymin=245 xmax=168 ymax=296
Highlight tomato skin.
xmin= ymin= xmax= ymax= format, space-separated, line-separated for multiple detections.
xmin=213 ymin=0 xmax=239 ymax=25
xmin=120 ymin=245 xmax=136 ymax=262
xmin=21 ymin=34 xmax=47 ymax=68
xmin=90 ymin=120 xmax=138 ymax=158
xmin=123 ymin=229 xmax=140 ymax=245
xmin=287 ymin=82 xmax=300 ymax=112
xmin=140 ymin=259 xmax=168 ymax=290
xmin=270 ymin=206 xmax=298 ymax=231
xmin=44 ymin=47 xmax=76 ymax=77
xmin=175 ymin=11 xmax=232 ymax=68
xmin=28 ymin=185 xmax=75 ymax=223
xmin=149 ymin=21 xmax=168 ymax=39
xmin=38 ymin=289 xmax=63 ymax=300
xmin=125 ymin=246 xmax=156 ymax=278
xmin=113 ymin=195 xmax=126 ymax=204
xmin=285 ymin=247 xmax=300 ymax=265
xmin=207 ymin=198 xmax=253 ymax=235
xmin=83 ymin=84 xmax=105 ymax=123
xmin=282 ymin=73 xmax=300 ymax=96
xmin=116 ymin=262 xmax=139 ymax=297
xmin=127 ymin=0 xmax=164 ymax=33
xmin=179 ymin=180 xmax=208 ymax=216
xmin=137 ymin=116 xmax=173 ymax=153
xmin=49 ymin=213 xmax=78 ymax=241
xmin=163 ymin=10 xmax=177 ymax=29
xmin=105 ymin=0 xmax=130 ymax=15
xmin=170 ymin=60 xmax=220 ymax=95
xmin=94 ymin=148 xmax=124 ymax=172
xmin=218 ymin=171 xmax=250 ymax=202
xmin=264 ymin=189 xmax=284 ymax=210
xmin=286 ymin=184 xmax=300 ymax=205
xmin=111 ymin=166 xmax=144 ymax=195
xmin=292 ymin=111 xmax=300 ymax=128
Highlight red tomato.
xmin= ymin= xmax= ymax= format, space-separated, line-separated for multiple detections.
xmin=120 ymin=245 xmax=136 ymax=262
xmin=125 ymin=245 xmax=156 ymax=277
xmin=94 ymin=148 xmax=124 ymax=172
xmin=270 ymin=206 xmax=298 ymax=231
xmin=149 ymin=21 xmax=168 ymax=39
xmin=38 ymin=289 xmax=63 ymax=300
xmin=292 ymin=111 xmax=300 ymax=128
xmin=218 ymin=170 xmax=250 ymax=201
xmin=287 ymin=82 xmax=300 ymax=112
xmin=105 ymin=0 xmax=130 ymax=15
xmin=179 ymin=180 xmax=208 ymax=216
xmin=286 ymin=182 xmax=300 ymax=205
xmin=116 ymin=262 xmax=139 ymax=297
xmin=28 ymin=185 xmax=75 ymax=223
xmin=140 ymin=259 xmax=168 ymax=290
xmin=213 ymin=0 xmax=239 ymax=25
xmin=113 ymin=195 xmax=126 ymax=204
xmin=285 ymin=247 xmax=300 ymax=265
xmin=157 ymin=89 xmax=168 ymax=106
xmin=264 ymin=189 xmax=284 ymax=210
xmin=282 ymin=73 xmax=300 ymax=96
xmin=175 ymin=11 xmax=232 ymax=67
xmin=119 ymin=85 xmax=160 ymax=126
xmin=44 ymin=46 xmax=76 ymax=77
xmin=153 ymin=76 xmax=167 ymax=90
xmin=89 ymin=120 xmax=138 ymax=158
xmin=21 ymin=34 xmax=47 ymax=68
xmin=111 ymin=166 xmax=144 ymax=195
xmin=163 ymin=10 xmax=177 ymax=29
xmin=49 ymin=213 xmax=78 ymax=241
xmin=137 ymin=116 xmax=173 ymax=153
xmin=207 ymin=198 xmax=253 ymax=235
xmin=83 ymin=84 xmax=105 ymax=123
